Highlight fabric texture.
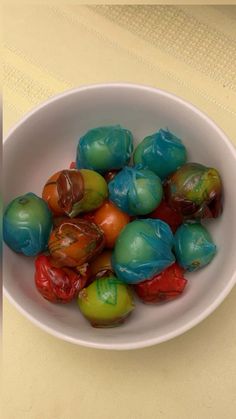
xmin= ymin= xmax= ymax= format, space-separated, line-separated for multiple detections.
xmin=4 ymin=5 xmax=236 ymax=142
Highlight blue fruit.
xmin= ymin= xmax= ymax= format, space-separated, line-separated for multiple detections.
xmin=3 ymin=193 xmax=53 ymax=256
xmin=108 ymin=166 xmax=163 ymax=216
xmin=174 ymin=222 xmax=216 ymax=271
xmin=134 ymin=129 xmax=187 ymax=180
xmin=112 ymin=219 xmax=175 ymax=284
xmin=76 ymin=125 xmax=133 ymax=173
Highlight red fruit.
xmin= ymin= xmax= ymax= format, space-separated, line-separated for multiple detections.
xmin=134 ymin=263 xmax=187 ymax=304
xmin=149 ymin=199 xmax=183 ymax=233
xmin=35 ymin=255 xmax=88 ymax=303
xmin=69 ymin=162 xmax=77 ymax=169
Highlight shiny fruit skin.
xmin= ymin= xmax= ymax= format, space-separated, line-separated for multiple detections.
xmin=134 ymin=263 xmax=187 ymax=303
xmin=3 ymin=192 xmax=53 ymax=256
xmin=108 ymin=166 xmax=163 ymax=216
xmin=43 ymin=169 xmax=84 ymax=217
xmin=48 ymin=219 xmax=105 ymax=268
xmin=174 ymin=222 xmax=217 ymax=271
xmin=42 ymin=171 xmax=65 ymax=216
xmin=93 ymin=201 xmax=130 ymax=248
xmin=148 ymin=199 xmax=183 ymax=233
xmin=76 ymin=125 xmax=133 ymax=173
xmin=88 ymin=250 xmax=114 ymax=282
xmin=78 ymin=276 xmax=135 ymax=328
xmin=133 ymin=129 xmax=187 ymax=180
xmin=43 ymin=169 xmax=108 ymax=218
xmin=164 ymin=163 xmax=223 ymax=219
xmin=70 ymin=169 xmax=108 ymax=216
xmin=112 ymin=219 xmax=175 ymax=284
xmin=35 ymin=254 xmax=88 ymax=303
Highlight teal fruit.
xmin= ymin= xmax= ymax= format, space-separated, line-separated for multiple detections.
xmin=134 ymin=129 xmax=187 ymax=179
xmin=112 ymin=219 xmax=175 ymax=284
xmin=108 ymin=166 xmax=163 ymax=216
xmin=76 ymin=125 xmax=133 ymax=173
xmin=3 ymin=192 xmax=53 ymax=256
xmin=174 ymin=222 xmax=217 ymax=271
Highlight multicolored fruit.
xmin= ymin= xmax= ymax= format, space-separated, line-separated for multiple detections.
xmin=78 ymin=276 xmax=135 ymax=327
xmin=48 ymin=219 xmax=105 ymax=268
xmin=164 ymin=163 xmax=223 ymax=219
xmin=3 ymin=124 xmax=223 ymax=330
xmin=42 ymin=169 xmax=108 ymax=217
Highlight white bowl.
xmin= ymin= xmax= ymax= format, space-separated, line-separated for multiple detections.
xmin=4 ymin=83 xmax=236 ymax=350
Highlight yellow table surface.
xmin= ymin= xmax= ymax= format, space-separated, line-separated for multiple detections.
xmin=3 ymin=5 xmax=236 ymax=419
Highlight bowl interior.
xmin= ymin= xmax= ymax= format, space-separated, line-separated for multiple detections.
xmin=4 ymin=84 xmax=236 ymax=349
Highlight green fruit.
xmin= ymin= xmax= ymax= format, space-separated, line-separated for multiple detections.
xmin=78 ymin=276 xmax=135 ymax=328
xmin=70 ymin=169 xmax=108 ymax=216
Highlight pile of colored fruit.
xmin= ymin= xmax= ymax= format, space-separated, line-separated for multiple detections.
xmin=3 ymin=125 xmax=223 ymax=328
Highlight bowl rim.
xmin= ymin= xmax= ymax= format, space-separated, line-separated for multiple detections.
xmin=3 ymin=82 xmax=236 ymax=350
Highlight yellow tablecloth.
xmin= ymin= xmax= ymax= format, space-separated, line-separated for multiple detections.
xmin=3 ymin=5 xmax=236 ymax=419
